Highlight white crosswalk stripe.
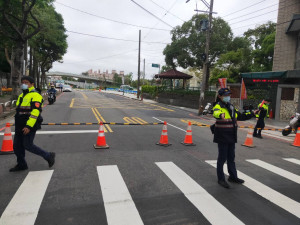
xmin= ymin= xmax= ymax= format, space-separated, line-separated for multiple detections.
xmin=246 ymin=159 xmax=300 ymax=184
xmin=205 ymin=160 xmax=300 ymax=219
xmin=283 ymin=158 xmax=300 ymax=165
xmin=156 ymin=162 xmax=245 ymax=225
xmin=0 ymin=170 xmax=53 ymax=225
xmin=97 ymin=165 xmax=144 ymax=225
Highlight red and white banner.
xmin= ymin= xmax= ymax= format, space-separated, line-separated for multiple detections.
xmin=241 ymin=79 xmax=247 ymax=100
xmin=218 ymin=78 xmax=227 ymax=88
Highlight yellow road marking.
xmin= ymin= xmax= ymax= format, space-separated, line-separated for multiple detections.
xmin=123 ymin=117 xmax=148 ymax=124
xmin=123 ymin=117 xmax=136 ymax=124
xmin=132 ymin=117 xmax=148 ymax=124
xmin=94 ymin=108 xmax=113 ymax=132
xmin=69 ymin=99 xmax=75 ymax=108
xmin=148 ymin=103 xmax=174 ymax=112
xmin=91 ymin=108 xmax=108 ymax=132
xmin=80 ymin=92 xmax=88 ymax=100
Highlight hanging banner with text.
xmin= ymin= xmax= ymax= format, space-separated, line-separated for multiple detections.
xmin=218 ymin=78 xmax=227 ymax=88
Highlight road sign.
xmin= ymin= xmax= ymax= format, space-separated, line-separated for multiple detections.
xmin=152 ymin=63 xmax=160 ymax=68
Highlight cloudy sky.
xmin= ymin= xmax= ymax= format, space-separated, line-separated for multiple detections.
xmin=51 ymin=0 xmax=279 ymax=79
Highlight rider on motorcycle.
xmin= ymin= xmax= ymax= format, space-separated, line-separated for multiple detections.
xmin=47 ymin=85 xmax=57 ymax=102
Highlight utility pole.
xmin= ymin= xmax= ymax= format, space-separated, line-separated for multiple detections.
xmin=143 ymin=58 xmax=145 ymax=85
xmin=198 ymin=0 xmax=214 ymax=115
xmin=137 ymin=30 xmax=141 ymax=99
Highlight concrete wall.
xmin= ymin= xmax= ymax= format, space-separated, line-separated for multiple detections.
xmin=273 ymin=0 xmax=300 ymax=71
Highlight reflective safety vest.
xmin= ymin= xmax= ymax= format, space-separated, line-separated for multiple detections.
xmin=256 ymin=102 xmax=269 ymax=119
xmin=213 ymin=101 xmax=253 ymax=144
xmin=15 ymin=86 xmax=43 ymax=132
xmin=213 ymin=102 xmax=238 ymax=143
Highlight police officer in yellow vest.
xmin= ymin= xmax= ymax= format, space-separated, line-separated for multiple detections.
xmin=253 ymin=99 xmax=271 ymax=139
xmin=213 ymin=88 xmax=255 ymax=188
xmin=10 ymin=76 xmax=55 ymax=172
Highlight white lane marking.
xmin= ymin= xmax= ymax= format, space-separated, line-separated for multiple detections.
xmin=97 ymin=165 xmax=143 ymax=225
xmin=283 ymin=158 xmax=300 ymax=166
xmin=156 ymin=162 xmax=244 ymax=225
xmin=0 ymin=130 xmax=99 ymax=135
xmin=206 ymin=160 xmax=300 ymax=219
xmin=261 ymin=131 xmax=294 ymax=141
xmin=152 ymin=117 xmax=186 ymax=132
xmin=0 ymin=170 xmax=53 ymax=225
xmin=246 ymin=159 xmax=300 ymax=184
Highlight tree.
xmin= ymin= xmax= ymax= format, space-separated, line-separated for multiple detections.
xmin=160 ymin=64 xmax=173 ymax=73
xmin=0 ymin=0 xmax=53 ymax=99
xmin=29 ymin=4 xmax=67 ymax=88
xmin=163 ymin=14 xmax=233 ymax=70
xmin=124 ymin=72 xmax=133 ymax=85
xmin=244 ymin=21 xmax=276 ymax=71
xmin=210 ymin=37 xmax=252 ymax=84
xmin=113 ymin=73 xmax=122 ymax=85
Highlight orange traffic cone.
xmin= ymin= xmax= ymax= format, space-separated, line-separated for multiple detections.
xmin=292 ymin=127 xmax=300 ymax=148
xmin=156 ymin=121 xmax=171 ymax=147
xmin=242 ymin=128 xmax=255 ymax=148
xmin=0 ymin=123 xmax=14 ymax=154
xmin=269 ymin=109 xmax=273 ymax=119
xmin=94 ymin=122 xmax=109 ymax=149
xmin=181 ymin=121 xmax=195 ymax=146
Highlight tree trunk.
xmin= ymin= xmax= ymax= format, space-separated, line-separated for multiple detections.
xmin=24 ymin=40 xmax=28 ymax=75
xmin=29 ymin=46 xmax=33 ymax=76
xmin=33 ymin=50 xmax=38 ymax=84
xmin=37 ymin=63 xmax=40 ymax=88
xmin=11 ymin=41 xmax=24 ymax=100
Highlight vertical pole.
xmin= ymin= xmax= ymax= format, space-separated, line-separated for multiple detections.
xmin=198 ymin=0 xmax=214 ymax=115
xmin=143 ymin=58 xmax=145 ymax=85
xmin=137 ymin=30 xmax=141 ymax=99
xmin=239 ymin=78 xmax=243 ymax=112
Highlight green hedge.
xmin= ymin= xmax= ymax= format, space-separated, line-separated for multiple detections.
xmin=141 ymin=85 xmax=158 ymax=97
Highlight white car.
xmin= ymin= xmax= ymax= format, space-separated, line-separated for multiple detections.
xmin=63 ymin=85 xmax=72 ymax=92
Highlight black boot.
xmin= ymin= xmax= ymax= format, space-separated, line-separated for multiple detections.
xmin=47 ymin=152 xmax=56 ymax=168
xmin=218 ymin=180 xmax=230 ymax=188
xmin=9 ymin=164 xmax=28 ymax=172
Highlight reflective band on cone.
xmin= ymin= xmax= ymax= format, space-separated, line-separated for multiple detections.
xmin=156 ymin=121 xmax=171 ymax=147
xmin=94 ymin=122 xmax=109 ymax=149
xmin=0 ymin=123 xmax=14 ymax=154
xmin=292 ymin=127 xmax=300 ymax=148
xmin=242 ymin=128 xmax=255 ymax=148
xmin=182 ymin=121 xmax=195 ymax=146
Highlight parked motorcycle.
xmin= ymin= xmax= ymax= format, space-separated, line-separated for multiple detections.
xmin=48 ymin=92 xmax=56 ymax=105
xmin=203 ymin=103 xmax=213 ymax=115
xmin=282 ymin=112 xmax=300 ymax=136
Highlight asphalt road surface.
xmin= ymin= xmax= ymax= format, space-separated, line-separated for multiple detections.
xmin=0 ymin=90 xmax=299 ymax=225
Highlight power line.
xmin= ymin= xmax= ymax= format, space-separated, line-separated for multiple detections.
xmin=130 ymin=0 xmax=174 ymax=28
xmin=229 ymin=8 xmax=277 ymax=26
xmin=231 ymin=18 xmax=277 ymax=30
xmin=227 ymin=3 xmax=278 ymax=22
xmin=147 ymin=0 xmax=185 ymax=22
xmin=62 ymin=49 xmax=138 ymax=64
xmin=66 ymin=30 xmax=170 ymax=44
xmin=229 ymin=1 xmax=298 ymax=26
xmin=142 ymin=0 xmax=178 ymax=40
xmin=222 ymin=0 xmax=267 ymax=18
xmin=55 ymin=1 xmax=171 ymax=32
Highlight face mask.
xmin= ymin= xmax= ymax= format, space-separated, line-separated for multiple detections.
xmin=21 ymin=84 xmax=28 ymax=90
xmin=223 ymin=96 xmax=230 ymax=103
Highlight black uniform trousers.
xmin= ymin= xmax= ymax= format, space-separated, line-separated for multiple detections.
xmin=217 ymin=143 xmax=238 ymax=181
xmin=13 ymin=131 xmax=50 ymax=167
xmin=254 ymin=118 xmax=265 ymax=136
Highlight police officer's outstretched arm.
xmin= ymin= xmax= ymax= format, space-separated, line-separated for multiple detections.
xmin=25 ymin=93 xmax=43 ymax=132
